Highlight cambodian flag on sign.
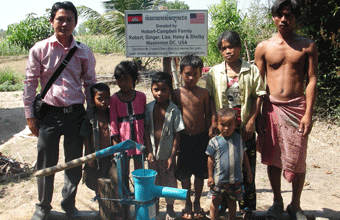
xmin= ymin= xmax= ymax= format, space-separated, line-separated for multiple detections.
xmin=128 ymin=14 xmax=143 ymax=24
xmin=190 ymin=13 xmax=205 ymax=24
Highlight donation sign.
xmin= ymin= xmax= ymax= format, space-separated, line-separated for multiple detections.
xmin=125 ymin=10 xmax=208 ymax=57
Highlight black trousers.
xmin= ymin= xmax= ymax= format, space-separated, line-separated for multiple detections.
xmin=35 ymin=104 xmax=85 ymax=211
xmin=240 ymin=135 xmax=257 ymax=210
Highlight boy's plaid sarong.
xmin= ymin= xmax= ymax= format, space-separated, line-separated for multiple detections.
xmin=257 ymin=95 xmax=308 ymax=182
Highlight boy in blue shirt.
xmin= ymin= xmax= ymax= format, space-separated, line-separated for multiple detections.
xmin=206 ymin=107 xmax=252 ymax=220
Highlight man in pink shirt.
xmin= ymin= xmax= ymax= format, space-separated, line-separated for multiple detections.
xmin=23 ymin=2 xmax=96 ymax=220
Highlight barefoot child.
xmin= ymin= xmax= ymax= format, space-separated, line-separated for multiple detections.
xmin=206 ymin=31 xmax=266 ymax=218
xmin=206 ymin=108 xmax=253 ymax=220
xmin=145 ymin=72 xmax=185 ymax=219
xmin=110 ymin=61 xmax=146 ymax=170
xmin=172 ymin=54 xmax=211 ymax=219
xmin=81 ymin=83 xmax=111 ymax=193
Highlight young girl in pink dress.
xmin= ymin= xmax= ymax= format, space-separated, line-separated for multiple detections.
xmin=110 ymin=61 xmax=146 ymax=170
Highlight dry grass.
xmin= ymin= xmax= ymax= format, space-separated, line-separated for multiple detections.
xmin=0 ymin=56 xmax=27 ymax=75
xmin=94 ymin=53 xmax=134 ymax=75
xmin=0 ymin=53 xmax=131 ymax=76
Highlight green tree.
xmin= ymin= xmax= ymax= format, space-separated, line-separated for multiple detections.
xmin=205 ymin=0 xmax=243 ymax=66
xmin=6 ymin=13 xmax=53 ymax=49
xmin=241 ymin=0 xmax=275 ymax=60
xmin=0 ymin=29 xmax=6 ymax=38
xmin=162 ymin=0 xmax=189 ymax=9
xmin=298 ymin=0 xmax=340 ymax=121
xmin=102 ymin=0 xmax=155 ymax=11
xmin=81 ymin=18 xmax=105 ymax=35
xmin=205 ymin=0 xmax=276 ymax=65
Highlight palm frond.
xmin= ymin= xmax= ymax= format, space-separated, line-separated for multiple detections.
xmin=130 ymin=0 xmax=155 ymax=10
xmin=102 ymin=0 xmax=127 ymax=13
xmin=101 ymin=11 xmax=126 ymax=49
xmin=78 ymin=0 xmax=157 ymax=50
xmin=102 ymin=0 xmax=155 ymax=12
xmin=77 ymin=5 xmax=101 ymax=20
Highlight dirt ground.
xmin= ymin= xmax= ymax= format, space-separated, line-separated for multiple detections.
xmin=0 ymin=54 xmax=340 ymax=220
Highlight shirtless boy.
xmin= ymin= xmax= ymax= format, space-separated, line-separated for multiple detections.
xmin=81 ymin=83 xmax=111 ymax=193
xmin=255 ymin=0 xmax=318 ymax=219
xmin=172 ymin=54 xmax=211 ymax=219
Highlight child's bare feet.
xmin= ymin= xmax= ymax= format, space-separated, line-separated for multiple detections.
xmin=166 ymin=204 xmax=177 ymax=220
xmin=193 ymin=201 xmax=205 ymax=219
xmin=181 ymin=201 xmax=193 ymax=219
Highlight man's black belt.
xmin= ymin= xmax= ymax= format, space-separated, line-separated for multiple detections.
xmin=47 ymin=104 xmax=83 ymax=114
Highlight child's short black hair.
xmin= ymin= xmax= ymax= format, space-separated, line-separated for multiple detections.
xmin=90 ymin=83 xmax=110 ymax=99
xmin=114 ymin=61 xmax=139 ymax=88
xmin=271 ymin=0 xmax=301 ymax=18
xmin=151 ymin=72 xmax=173 ymax=91
xmin=217 ymin=31 xmax=241 ymax=51
xmin=216 ymin=107 xmax=237 ymax=122
xmin=180 ymin=54 xmax=204 ymax=74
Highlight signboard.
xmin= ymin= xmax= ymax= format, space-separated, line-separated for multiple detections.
xmin=125 ymin=10 xmax=208 ymax=57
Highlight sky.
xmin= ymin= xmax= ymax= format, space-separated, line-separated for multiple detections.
xmin=0 ymin=0 xmax=263 ymax=30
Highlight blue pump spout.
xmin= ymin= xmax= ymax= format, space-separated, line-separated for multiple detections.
xmin=132 ymin=169 xmax=188 ymax=220
xmin=152 ymin=185 xmax=187 ymax=201
xmin=132 ymin=169 xmax=187 ymax=201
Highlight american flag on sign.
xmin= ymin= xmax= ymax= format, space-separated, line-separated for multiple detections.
xmin=128 ymin=14 xmax=143 ymax=24
xmin=190 ymin=13 xmax=205 ymax=24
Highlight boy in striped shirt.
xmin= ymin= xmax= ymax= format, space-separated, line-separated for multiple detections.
xmin=206 ymin=108 xmax=252 ymax=220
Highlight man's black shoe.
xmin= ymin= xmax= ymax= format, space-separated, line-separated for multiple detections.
xmin=31 ymin=209 xmax=49 ymax=220
xmin=62 ymin=206 xmax=81 ymax=219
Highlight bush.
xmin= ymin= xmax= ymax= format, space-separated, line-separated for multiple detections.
xmin=6 ymin=13 xmax=53 ymax=50
xmin=241 ymin=0 xmax=276 ymax=61
xmin=299 ymin=0 xmax=340 ymax=122
xmin=205 ymin=0 xmax=243 ymax=66
xmin=0 ymin=39 xmax=28 ymax=56
xmin=75 ymin=35 xmax=123 ymax=54
xmin=0 ymin=69 xmax=24 ymax=92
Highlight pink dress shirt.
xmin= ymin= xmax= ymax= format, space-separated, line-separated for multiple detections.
xmin=23 ymin=35 xmax=96 ymax=118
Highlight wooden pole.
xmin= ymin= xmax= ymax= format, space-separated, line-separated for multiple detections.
xmin=163 ymin=57 xmax=172 ymax=75
xmin=98 ymin=162 xmax=130 ymax=220
xmin=34 ymin=153 xmax=96 ymax=177
xmin=159 ymin=6 xmax=172 ymax=77
xmin=171 ymin=57 xmax=180 ymax=89
xmin=98 ymin=178 xmax=114 ymax=220
xmin=244 ymin=40 xmax=251 ymax=63
xmin=34 ymin=140 xmax=143 ymax=177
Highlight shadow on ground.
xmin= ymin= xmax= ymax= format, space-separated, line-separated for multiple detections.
xmin=0 ymin=107 xmax=26 ymax=144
